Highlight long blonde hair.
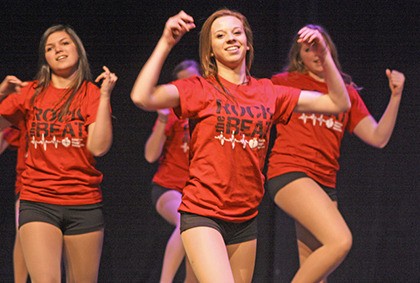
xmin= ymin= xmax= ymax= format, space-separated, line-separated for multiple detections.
xmin=31 ymin=24 xmax=92 ymax=120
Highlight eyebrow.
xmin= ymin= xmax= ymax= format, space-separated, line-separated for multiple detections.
xmin=45 ymin=36 xmax=70 ymax=46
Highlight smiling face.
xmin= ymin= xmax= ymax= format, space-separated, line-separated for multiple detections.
xmin=210 ymin=15 xmax=249 ymax=71
xmin=44 ymin=30 xmax=79 ymax=79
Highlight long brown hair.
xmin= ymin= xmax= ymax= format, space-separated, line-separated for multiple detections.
xmin=31 ymin=24 xmax=92 ymax=120
xmin=284 ymin=24 xmax=360 ymax=89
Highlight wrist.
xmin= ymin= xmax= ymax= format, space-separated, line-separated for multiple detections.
xmin=158 ymin=115 xmax=168 ymax=123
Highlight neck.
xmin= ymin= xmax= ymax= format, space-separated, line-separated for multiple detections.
xmin=51 ymin=71 xmax=77 ymax=88
xmin=217 ymin=63 xmax=247 ymax=85
xmin=307 ymin=71 xmax=325 ymax=82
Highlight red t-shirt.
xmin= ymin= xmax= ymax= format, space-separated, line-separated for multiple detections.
xmin=3 ymin=125 xmax=26 ymax=194
xmin=172 ymin=75 xmax=300 ymax=222
xmin=0 ymin=81 xmax=104 ymax=205
xmin=268 ymin=72 xmax=370 ymax=187
xmin=152 ymin=109 xmax=190 ymax=192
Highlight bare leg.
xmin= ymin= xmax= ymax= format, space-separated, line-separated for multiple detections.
xmin=181 ymin=226 xmax=234 ymax=283
xmin=13 ymin=199 xmax=29 ymax=283
xmin=274 ymin=178 xmax=352 ymax=283
xmin=184 ymin=254 xmax=198 ymax=283
xmin=19 ymin=222 xmax=63 ymax=283
xmin=63 ymin=229 xmax=104 ymax=283
xmin=156 ymin=190 xmax=197 ymax=283
xmin=227 ymin=239 xmax=257 ymax=283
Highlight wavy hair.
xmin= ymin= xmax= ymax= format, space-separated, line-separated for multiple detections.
xmin=31 ymin=24 xmax=92 ymax=120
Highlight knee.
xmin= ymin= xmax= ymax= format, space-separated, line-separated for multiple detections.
xmin=334 ymin=231 xmax=353 ymax=259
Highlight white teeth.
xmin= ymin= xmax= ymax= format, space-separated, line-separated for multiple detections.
xmin=226 ymin=46 xmax=238 ymax=51
xmin=56 ymin=55 xmax=66 ymax=61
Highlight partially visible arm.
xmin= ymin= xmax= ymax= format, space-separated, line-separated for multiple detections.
xmin=0 ymin=116 xmax=11 ymax=132
xmin=353 ymin=69 xmax=405 ymax=148
xmin=144 ymin=109 xmax=170 ymax=163
xmin=87 ymin=66 xmax=118 ymax=157
xmin=0 ymin=130 xmax=10 ymax=154
xmin=130 ymin=11 xmax=195 ymax=110
xmin=294 ymin=27 xmax=350 ymax=114
xmin=0 ymin=76 xmax=27 ymax=130
xmin=0 ymin=75 xmax=27 ymax=102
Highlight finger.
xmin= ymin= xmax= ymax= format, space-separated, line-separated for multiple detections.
xmin=102 ymin=66 xmax=110 ymax=73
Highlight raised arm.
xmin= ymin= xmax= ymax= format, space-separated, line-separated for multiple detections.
xmin=294 ymin=27 xmax=351 ymax=114
xmin=353 ymin=69 xmax=405 ymax=148
xmin=87 ymin=66 xmax=118 ymax=157
xmin=130 ymin=11 xmax=196 ymax=111
xmin=144 ymin=108 xmax=171 ymax=163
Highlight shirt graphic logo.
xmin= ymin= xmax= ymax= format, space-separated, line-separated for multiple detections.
xmin=29 ymin=106 xmax=86 ymax=150
xmin=215 ymin=131 xmax=265 ymax=149
xmin=298 ymin=113 xmax=343 ymax=132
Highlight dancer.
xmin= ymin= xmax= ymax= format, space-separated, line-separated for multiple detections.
xmin=145 ymin=59 xmax=200 ymax=283
xmin=0 ymin=125 xmax=28 ymax=283
xmin=268 ymin=24 xmax=405 ymax=282
xmin=0 ymin=24 xmax=117 ymax=282
xmin=131 ymin=10 xmax=349 ymax=282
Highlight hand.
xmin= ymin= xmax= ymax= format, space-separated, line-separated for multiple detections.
xmin=0 ymin=76 xmax=28 ymax=99
xmin=95 ymin=66 xmax=118 ymax=99
xmin=386 ymin=69 xmax=405 ymax=97
xmin=297 ymin=27 xmax=328 ymax=59
xmin=162 ymin=10 xmax=195 ymax=47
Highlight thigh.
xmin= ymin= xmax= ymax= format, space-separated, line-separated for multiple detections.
xmin=181 ymin=226 xmax=234 ymax=283
xmin=295 ymin=200 xmax=339 ymax=254
xmin=155 ymin=189 xmax=182 ymax=225
xmin=19 ymin=222 xmax=63 ymax=282
xmin=275 ymin=177 xmax=349 ymax=244
xmin=63 ymin=229 xmax=104 ymax=283
xmin=227 ymin=239 xmax=257 ymax=283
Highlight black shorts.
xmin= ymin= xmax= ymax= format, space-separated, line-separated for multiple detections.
xmin=180 ymin=212 xmax=257 ymax=245
xmin=266 ymin=172 xmax=337 ymax=201
xmin=19 ymin=200 xmax=105 ymax=235
xmin=151 ymin=183 xmax=180 ymax=208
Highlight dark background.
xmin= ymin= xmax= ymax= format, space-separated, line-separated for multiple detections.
xmin=0 ymin=0 xmax=418 ymax=282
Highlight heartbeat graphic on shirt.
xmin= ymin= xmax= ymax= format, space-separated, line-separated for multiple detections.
xmin=215 ymin=131 xmax=265 ymax=149
xmin=298 ymin=113 xmax=343 ymax=132
xmin=30 ymin=134 xmax=84 ymax=151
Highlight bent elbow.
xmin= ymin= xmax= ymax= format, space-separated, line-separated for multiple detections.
xmin=144 ymin=153 xmax=158 ymax=163
xmin=88 ymin=143 xmax=112 ymax=157
xmin=341 ymin=98 xmax=351 ymax=112
xmin=130 ymin=92 xmax=148 ymax=109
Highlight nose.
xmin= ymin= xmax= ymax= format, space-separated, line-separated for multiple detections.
xmin=54 ymin=44 xmax=63 ymax=53
xmin=226 ymin=32 xmax=236 ymax=42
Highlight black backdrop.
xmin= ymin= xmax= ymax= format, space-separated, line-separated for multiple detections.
xmin=0 ymin=0 xmax=418 ymax=282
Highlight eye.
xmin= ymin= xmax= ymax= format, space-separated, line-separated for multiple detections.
xmin=216 ymin=33 xmax=224 ymax=39
xmin=45 ymin=46 xmax=53 ymax=52
xmin=62 ymin=41 xmax=70 ymax=45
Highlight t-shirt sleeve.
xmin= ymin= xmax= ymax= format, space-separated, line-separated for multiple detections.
xmin=272 ymin=85 xmax=301 ymax=124
xmin=171 ymin=77 xmax=208 ymax=119
xmin=0 ymin=84 xmax=31 ymax=126
xmin=346 ymin=87 xmax=371 ymax=133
